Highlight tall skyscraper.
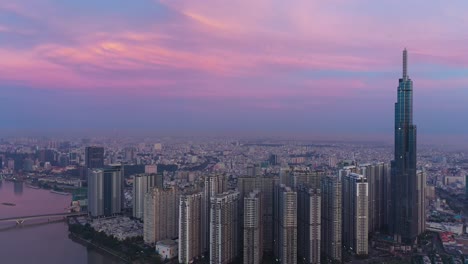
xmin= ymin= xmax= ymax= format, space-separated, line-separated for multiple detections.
xmin=133 ymin=173 xmax=156 ymax=219
xmin=243 ymin=190 xmax=263 ymax=264
xmin=321 ymin=175 xmax=342 ymax=262
xmin=179 ymin=192 xmax=204 ymax=264
xmin=85 ymin=146 xmax=104 ymax=169
xmin=342 ymin=172 xmax=369 ymax=256
xmin=465 ymin=175 xmax=468 ymax=199
xmin=273 ymin=184 xmax=297 ymax=264
xmin=210 ymin=191 xmax=239 ymax=264
xmin=144 ymin=187 xmax=179 ymax=244
xmin=238 ymin=174 xmax=279 ymax=255
xmin=359 ymin=163 xmax=389 ymax=233
xmin=88 ymin=166 xmax=123 ymax=217
xmin=292 ymin=169 xmax=324 ymax=189
xmin=390 ymin=49 xmax=421 ymax=244
xmin=203 ymin=174 xmax=227 ymax=253
xmin=417 ymin=170 xmax=427 ymax=235
xmin=297 ymin=185 xmax=321 ymax=264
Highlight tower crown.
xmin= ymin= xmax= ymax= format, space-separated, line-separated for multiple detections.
xmin=403 ymin=48 xmax=408 ymax=80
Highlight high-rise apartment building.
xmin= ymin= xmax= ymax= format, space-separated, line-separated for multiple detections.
xmin=179 ymin=192 xmax=204 ymax=264
xmin=85 ymin=146 xmax=104 ymax=169
xmin=203 ymin=174 xmax=227 ymax=253
xmin=87 ymin=166 xmax=123 ymax=217
xmin=269 ymin=154 xmax=278 ymax=166
xmin=133 ymin=173 xmax=156 ymax=219
xmin=243 ymin=190 xmax=263 ymax=264
xmin=237 ymin=174 xmax=279 ymax=255
xmin=143 ymin=187 xmax=179 ymax=244
xmin=417 ymin=170 xmax=427 ymax=235
xmin=342 ymin=173 xmax=368 ymax=256
xmin=465 ymin=175 xmax=468 ymax=199
xmin=292 ymin=169 xmax=324 ymax=189
xmin=321 ymin=175 xmax=342 ymax=262
xmin=273 ymin=184 xmax=297 ymax=264
xmin=390 ymin=49 xmax=421 ymax=244
xmin=359 ymin=163 xmax=390 ymax=233
xmin=210 ymin=191 xmax=239 ymax=264
xmin=246 ymin=164 xmax=262 ymax=177
xmin=297 ymin=185 xmax=321 ymax=264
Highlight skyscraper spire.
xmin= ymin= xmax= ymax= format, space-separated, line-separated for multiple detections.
xmin=403 ymin=48 xmax=408 ymax=80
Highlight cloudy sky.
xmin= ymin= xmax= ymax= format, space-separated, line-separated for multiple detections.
xmin=1 ymin=0 xmax=467 ymax=142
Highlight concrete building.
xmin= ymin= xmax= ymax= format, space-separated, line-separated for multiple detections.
xmin=321 ymin=175 xmax=342 ymax=262
xmin=297 ymin=185 xmax=321 ymax=264
xmin=145 ymin=164 xmax=157 ymax=174
xmin=210 ymin=191 xmax=239 ymax=264
xmin=156 ymin=240 xmax=178 ymax=260
xmin=144 ymin=187 xmax=179 ymax=244
xmin=203 ymin=174 xmax=227 ymax=252
xmin=342 ymin=172 xmax=368 ymax=256
xmin=88 ymin=166 xmax=122 ymax=217
xmin=358 ymin=163 xmax=388 ymax=234
xmin=85 ymin=146 xmax=104 ymax=169
xmin=292 ymin=169 xmax=324 ymax=190
xmin=133 ymin=173 xmax=156 ymax=219
xmin=246 ymin=164 xmax=262 ymax=177
xmin=179 ymin=192 xmax=204 ymax=264
xmin=243 ymin=190 xmax=263 ymax=264
xmin=274 ymin=184 xmax=297 ymax=264
xmin=417 ymin=170 xmax=427 ymax=235
xmin=466 ymin=175 xmax=468 ymax=199
xmin=237 ymin=174 xmax=279 ymax=254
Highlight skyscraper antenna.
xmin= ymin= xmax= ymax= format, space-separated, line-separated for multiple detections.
xmin=403 ymin=48 xmax=408 ymax=80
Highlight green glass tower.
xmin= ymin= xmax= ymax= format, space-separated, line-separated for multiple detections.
xmin=390 ymin=49 xmax=420 ymax=243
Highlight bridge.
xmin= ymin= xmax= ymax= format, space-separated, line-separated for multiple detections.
xmin=0 ymin=212 xmax=87 ymax=225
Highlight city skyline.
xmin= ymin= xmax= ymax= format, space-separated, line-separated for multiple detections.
xmin=1 ymin=1 xmax=468 ymax=144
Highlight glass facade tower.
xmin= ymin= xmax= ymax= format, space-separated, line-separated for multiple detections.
xmin=390 ymin=49 xmax=420 ymax=243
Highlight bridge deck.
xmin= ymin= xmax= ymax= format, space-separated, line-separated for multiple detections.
xmin=0 ymin=212 xmax=87 ymax=222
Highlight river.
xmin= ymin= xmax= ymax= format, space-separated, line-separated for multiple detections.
xmin=0 ymin=180 xmax=124 ymax=264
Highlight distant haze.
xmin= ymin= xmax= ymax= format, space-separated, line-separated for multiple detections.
xmin=1 ymin=1 xmax=468 ymax=143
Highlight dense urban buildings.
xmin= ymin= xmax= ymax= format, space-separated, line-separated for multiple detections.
xmin=390 ymin=49 xmax=422 ymax=244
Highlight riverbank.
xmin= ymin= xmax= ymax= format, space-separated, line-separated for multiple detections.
xmin=69 ymin=233 xmax=129 ymax=263
xmin=68 ymin=222 xmax=162 ymax=264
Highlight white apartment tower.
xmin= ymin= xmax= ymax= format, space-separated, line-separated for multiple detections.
xmin=243 ymin=190 xmax=263 ymax=264
xmin=274 ymin=184 xmax=297 ymax=264
xmin=143 ymin=187 xmax=179 ymax=244
xmin=133 ymin=173 xmax=156 ymax=219
xmin=321 ymin=175 xmax=342 ymax=262
xmin=179 ymin=192 xmax=203 ymax=264
xmin=209 ymin=191 xmax=239 ymax=264
xmin=342 ymin=172 xmax=369 ymax=256
xmin=297 ymin=185 xmax=321 ymax=264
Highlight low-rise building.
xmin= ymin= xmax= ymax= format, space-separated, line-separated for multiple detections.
xmin=156 ymin=240 xmax=178 ymax=260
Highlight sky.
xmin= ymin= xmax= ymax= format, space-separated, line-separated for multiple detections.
xmin=1 ymin=0 xmax=468 ymax=143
